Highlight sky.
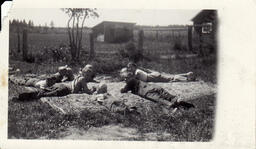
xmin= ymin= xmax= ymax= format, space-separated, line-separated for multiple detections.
xmin=9 ymin=8 xmax=200 ymax=27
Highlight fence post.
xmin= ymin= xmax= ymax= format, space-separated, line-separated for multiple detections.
xmin=22 ymin=29 xmax=28 ymax=61
xmin=89 ymin=33 xmax=95 ymax=60
xmin=188 ymin=26 xmax=193 ymax=51
xmin=138 ymin=30 xmax=144 ymax=54
xmin=17 ymin=27 xmax=21 ymax=53
xmin=156 ymin=31 xmax=159 ymax=41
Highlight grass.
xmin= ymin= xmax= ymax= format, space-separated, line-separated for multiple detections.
xmin=8 ymin=80 xmax=215 ymax=140
xmin=8 ymin=32 xmax=217 ymax=140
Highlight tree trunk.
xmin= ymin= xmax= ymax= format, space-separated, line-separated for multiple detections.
xmin=76 ymin=44 xmax=80 ymax=61
xmin=22 ymin=29 xmax=28 ymax=61
xmin=89 ymin=33 xmax=95 ymax=61
xmin=69 ymin=43 xmax=76 ymax=62
xmin=138 ymin=30 xmax=144 ymax=54
xmin=188 ymin=26 xmax=193 ymax=52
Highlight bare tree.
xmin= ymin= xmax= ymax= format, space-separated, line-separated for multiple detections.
xmin=61 ymin=8 xmax=99 ymax=62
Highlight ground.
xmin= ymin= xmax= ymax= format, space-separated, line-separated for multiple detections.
xmin=8 ymin=66 xmax=216 ymax=141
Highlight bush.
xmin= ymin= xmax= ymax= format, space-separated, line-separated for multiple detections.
xmin=25 ymin=52 xmax=35 ymax=63
xmin=173 ymin=40 xmax=187 ymax=51
xmin=90 ymin=57 xmax=126 ymax=74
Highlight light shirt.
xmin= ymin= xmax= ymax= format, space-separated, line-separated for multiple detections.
xmin=35 ymin=80 xmax=48 ymax=89
xmin=135 ymin=69 xmax=148 ymax=82
xmin=61 ymin=75 xmax=92 ymax=94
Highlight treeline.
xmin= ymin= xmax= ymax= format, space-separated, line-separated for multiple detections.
xmin=9 ymin=19 xmax=53 ymax=33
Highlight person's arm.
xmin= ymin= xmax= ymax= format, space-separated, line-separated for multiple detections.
xmin=90 ymin=79 xmax=100 ymax=83
xmin=120 ymin=79 xmax=136 ymax=93
xmin=81 ymin=81 xmax=96 ymax=95
xmin=61 ymin=76 xmax=68 ymax=82
xmin=120 ymin=84 xmax=130 ymax=93
xmin=67 ymin=73 xmax=75 ymax=81
xmin=139 ymin=67 xmax=158 ymax=74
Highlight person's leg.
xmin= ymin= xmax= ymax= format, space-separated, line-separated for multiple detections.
xmin=40 ymin=85 xmax=71 ymax=97
xmin=17 ymin=87 xmax=42 ymax=101
xmin=147 ymin=72 xmax=172 ymax=82
xmin=143 ymin=86 xmax=177 ymax=106
xmin=173 ymin=72 xmax=196 ymax=81
xmin=9 ymin=76 xmax=28 ymax=85
xmin=143 ymin=85 xmax=194 ymax=110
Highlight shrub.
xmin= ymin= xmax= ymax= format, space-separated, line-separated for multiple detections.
xmin=25 ymin=52 xmax=35 ymax=63
xmin=173 ymin=40 xmax=187 ymax=51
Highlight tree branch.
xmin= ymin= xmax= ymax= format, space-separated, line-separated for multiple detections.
xmin=67 ymin=15 xmax=73 ymax=49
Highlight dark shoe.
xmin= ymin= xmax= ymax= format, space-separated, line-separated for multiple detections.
xmin=187 ymin=72 xmax=196 ymax=81
xmin=18 ymin=91 xmax=40 ymax=101
xmin=177 ymin=101 xmax=195 ymax=110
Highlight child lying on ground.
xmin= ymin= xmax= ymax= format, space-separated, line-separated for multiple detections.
xmin=9 ymin=65 xmax=74 ymax=89
xmin=78 ymin=64 xmax=99 ymax=83
xmin=120 ymin=68 xmax=194 ymax=109
xmin=126 ymin=62 xmax=196 ymax=82
xmin=9 ymin=75 xmax=56 ymax=89
xmin=51 ymin=65 xmax=74 ymax=82
xmin=15 ymin=65 xmax=98 ymax=101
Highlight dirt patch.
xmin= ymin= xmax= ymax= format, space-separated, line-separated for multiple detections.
xmin=59 ymin=124 xmax=140 ymax=140
xmin=41 ymin=80 xmax=216 ymax=115
xmin=57 ymin=124 xmax=174 ymax=140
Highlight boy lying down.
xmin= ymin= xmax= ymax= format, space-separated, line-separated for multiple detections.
xmin=15 ymin=65 xmax=98 ymax=101
xmin=120 ymin=68 xmax=195 ymax=110
xmin=9 ymin=65 xmax=75 ymax=89
xmin=127 ymin=62 xmax=196 ymax=82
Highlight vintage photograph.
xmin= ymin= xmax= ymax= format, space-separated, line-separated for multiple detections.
xmin=8 ymin=9 xmax=217 ymax=141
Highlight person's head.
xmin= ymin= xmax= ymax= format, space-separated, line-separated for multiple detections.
xmin=58 ymin=65 xmax=70 ymax=76
xmin=46 ymin=76 xmax=57 ymax=87
xmin=120 ymin=67 xmax=134 ymax=82
xmin=127 ymin=62 xmax=137 ymax=73
xmin=81 ymin=64 xmax=95 ymax=80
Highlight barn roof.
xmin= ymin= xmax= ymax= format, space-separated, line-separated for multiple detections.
xmin=92 ymin=21 xmax=136 ymax=29
xmin=191 ymin=10 xmax=217 ymax=22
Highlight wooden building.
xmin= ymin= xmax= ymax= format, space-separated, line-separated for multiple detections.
xmin=191 ymin=10 xmax=217 ymax=54
xmin=92 ymin=21 xmax=135 ymax=43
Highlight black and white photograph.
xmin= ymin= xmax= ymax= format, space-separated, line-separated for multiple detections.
xmin=7 ymin=8 xmax=218 ymax=141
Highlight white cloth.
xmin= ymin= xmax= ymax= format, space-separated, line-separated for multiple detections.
xmin=34 ymin=80 xmax=47 ymax=89
xmin=135 ymin=69 xmax=148 ymax=82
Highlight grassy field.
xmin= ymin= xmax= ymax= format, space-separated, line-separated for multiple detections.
xmin=8 ymin=32 xmax=217 ymax=140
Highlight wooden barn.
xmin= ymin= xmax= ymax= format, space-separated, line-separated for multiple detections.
xmin=191 ymin=10 xmax=217 ymax=54
xmin=92 ymin=21 xmax=135 ymax=43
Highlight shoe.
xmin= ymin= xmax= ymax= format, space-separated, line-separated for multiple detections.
xmin=177 ymin=101 xmax=195 ymax=110
xmin=187 ymin=72 xmax=196 ymax=81
xmin=171 ymin=107 xmax=178 ymax=114
xmin=18 ymin=91 xmax=40 ymax=101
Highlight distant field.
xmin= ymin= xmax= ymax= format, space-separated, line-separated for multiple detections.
xmin=9 ymin=30 xmax=195 ymax=59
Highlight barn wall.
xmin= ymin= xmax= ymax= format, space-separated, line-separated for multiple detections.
xmin=104 ymin=23 xmax=134 ymax=43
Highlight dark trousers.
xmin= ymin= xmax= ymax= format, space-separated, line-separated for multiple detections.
xmin=136 ymin=80 xmax=177 ymax=106
xmin=18 ymin=84 xmax=71 ymax=100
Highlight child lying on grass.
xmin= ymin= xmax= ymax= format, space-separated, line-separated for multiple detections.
xmin=120 ymin=68 xmax=195 ymax=110
xmin=9 ymin=65 xmax=75 ymax=89
xmin=127 ymin=62 xmax=196 ymax=82
xmin=51 ymin=65 xmax=74 ymax=82
xmin=14 ymin=65 xmax=98 ymax=101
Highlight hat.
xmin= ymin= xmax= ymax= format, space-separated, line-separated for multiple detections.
xmin=84 ymin=64 xmax=93 ymax=69
xmin=127 ymin=62 xmax=137 ymax=68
